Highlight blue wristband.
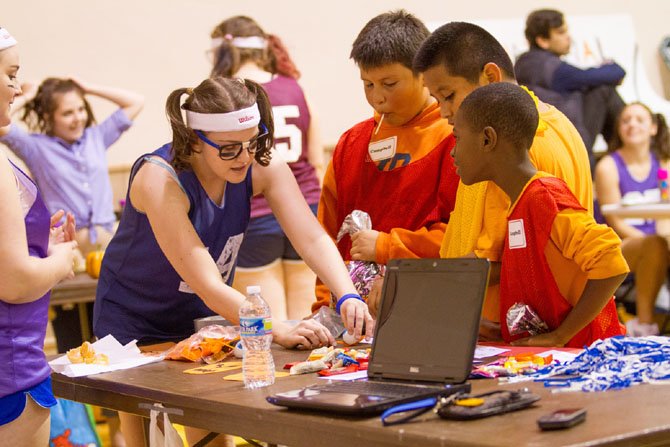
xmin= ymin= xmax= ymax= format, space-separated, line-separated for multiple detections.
xmin=336 ymin=293 xmax=363 ymax=314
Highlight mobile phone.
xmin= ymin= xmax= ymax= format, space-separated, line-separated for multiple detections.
xmin=537 ymin=408 xmax=587 ymax=430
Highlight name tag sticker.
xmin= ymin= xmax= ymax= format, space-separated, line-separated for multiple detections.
xmin=368 ymin=136 xmax=397 ymax=162
xmin=508 ymin=219 xmax=527 ymax=249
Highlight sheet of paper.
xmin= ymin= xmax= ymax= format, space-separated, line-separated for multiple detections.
xmin=184 ymin=361 xmax=242 ymax=375
xmin=49 ymin=335 xmax=165 ymax=377
xmin=474 ymin=345 xmax=511 ymax=359
xmin=537 ymin=349 xmax=579 ymax=364
xmin=317 ymin=370 xmax=368 ymax=381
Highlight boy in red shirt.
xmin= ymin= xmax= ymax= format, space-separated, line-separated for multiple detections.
xmin=313 ymin=11 xmax=459 ymax=318
xmin=452 ymin=82 xmax=626 ymax=347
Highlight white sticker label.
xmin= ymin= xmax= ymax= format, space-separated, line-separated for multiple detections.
xmin=508 ymin=219 xmax=527 ymax=249
xmin=367 ymin=136 xmax=397 ymax=162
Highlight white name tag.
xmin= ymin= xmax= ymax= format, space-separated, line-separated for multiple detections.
xmin=367 ymin=136 xmax=397 ymax=162
xmin=508 ymin=219 xmax=527 ymax=249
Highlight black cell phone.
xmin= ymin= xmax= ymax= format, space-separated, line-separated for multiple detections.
xmin=537 ymin=408 xmax=587 ymax=430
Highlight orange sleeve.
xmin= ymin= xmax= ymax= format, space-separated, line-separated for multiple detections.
xmin=375 ymin=222 xmax=446 ymax=264
xmin=313 ymin=161 xmax=338 ymax=312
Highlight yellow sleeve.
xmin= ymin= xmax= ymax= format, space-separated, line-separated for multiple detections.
xmin=440 ymin=181 xmax=507 ymax=261
xmin=550 ymin=209 xmax=630 ymax=279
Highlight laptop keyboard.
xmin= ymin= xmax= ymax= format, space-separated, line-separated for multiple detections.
xmin=317 ymin=381 xmax=444 ymax=398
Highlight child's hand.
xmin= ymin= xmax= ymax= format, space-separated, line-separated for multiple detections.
xmin=68 ymin=76 xmax=90 ymax=94
xmin=478 ymin=319 xmax=502 ymax=342
xmin=19 ymin=82 xmax=38 ymax=100
xmin=49 ymin=210 xmax=76 ymax=245
xmin=366 ymin=277 xmax=384 ymax=319
xmin=350 ymin=230 xmax=379 ymax=261
xmin=511 ymin=331 xmax=566 ymax=347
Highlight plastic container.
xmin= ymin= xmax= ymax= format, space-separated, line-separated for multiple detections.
xmin=239 ymin=285 xmax=275 ymax=388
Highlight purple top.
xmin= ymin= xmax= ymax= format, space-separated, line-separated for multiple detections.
xmin=0 ymin=161 xmax=51 ymax=397
xmin=250 ymin=75 xmax=321 ymax=218
xmin=611 ymin=150 xmax=660 ymax=234
xmin=0 ymin=109 xmax=133 ymax=238
xmin=93 ymin=144 xmax=253 ymax=344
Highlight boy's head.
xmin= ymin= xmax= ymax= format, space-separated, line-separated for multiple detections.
xmin=452 ymin=83 xmax=538 ymax=186
xmin=524 ymin=9 xmax=570 ymax=56
xmin=351 ymin=10 xmax=431 ymax=126
xmin=413 ymin=22 xmax=516 ymax=123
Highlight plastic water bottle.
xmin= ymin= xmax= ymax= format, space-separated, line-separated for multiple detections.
xmin=659 ymin=168 xmax=669 ymax=202
xmin=239 ymin=285 xmax=275 ymax=388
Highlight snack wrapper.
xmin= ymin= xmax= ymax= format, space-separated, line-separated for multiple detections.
xmin=165 ymin=324 xmax=240 ymax=364
xmin=335 ymin=210 xmax=385 ymax=303
xmin=506 ymin=303 xmax=549 ymax=336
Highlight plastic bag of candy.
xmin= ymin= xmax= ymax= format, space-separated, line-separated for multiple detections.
xmin=506 ymin=302 xmax=549 ymax=336
xmin=165 ymin=324 xmax=240 ymax=364
xmin=335 ymin=210 xmax=385 ymax=303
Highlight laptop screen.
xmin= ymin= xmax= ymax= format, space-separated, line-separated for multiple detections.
xmin=368 ymin=258 xmax=489 ymax=383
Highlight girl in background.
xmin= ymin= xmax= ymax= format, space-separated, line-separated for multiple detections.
xmin=595 ymin=102 xmax=670 ymax=336
xmin=0 ymin=76 xmax=143 ymax=353
xmin=0 ymin=27 xmax=77 ymax=447
xmin=210 ymin=16 xmax=323 ymax=321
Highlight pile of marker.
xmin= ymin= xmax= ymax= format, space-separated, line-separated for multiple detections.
xmin=509 ymin=336 xmax=670 ymax=392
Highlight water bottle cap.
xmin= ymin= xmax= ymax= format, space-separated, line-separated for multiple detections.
xmin=659 ymin=168 xmax=669 ymax=180
xmin=246 ymin=285 xmax=261 ymax=294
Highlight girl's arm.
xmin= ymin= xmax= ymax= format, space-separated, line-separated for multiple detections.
xmin=71 ymin=77 xmax=144 ymax=120
xmin=255 ymin=158 xmax=374 ymax=339
xmin=594 ymin=155 xmax=646 ymax=239
xmin=0 ymin=152 xmax=76 ymax=303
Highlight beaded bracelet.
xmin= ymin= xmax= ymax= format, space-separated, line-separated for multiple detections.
xmin=336 ymin=293 xmax=363 ymax=314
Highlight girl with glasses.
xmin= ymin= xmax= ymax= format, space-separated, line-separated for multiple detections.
xmin=92 ymin=76 xmax=370 ymax=446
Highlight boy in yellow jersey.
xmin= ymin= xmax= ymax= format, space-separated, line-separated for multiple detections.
xmin=313 ymin=11 xmax=460 ymax=321
xmin=452 ymin=82 xmax=626 ymax=347
xmin=413 ymin=22 xmax=592 ymax=339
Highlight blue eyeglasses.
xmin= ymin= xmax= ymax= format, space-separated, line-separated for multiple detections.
xmin=195 ymin=124 xmax=269 ymax=160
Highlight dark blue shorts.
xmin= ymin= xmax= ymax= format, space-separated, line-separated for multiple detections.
xmin=237 ymin=203 xmax=318 ymax=268
xmin=0 ymin=376 xmax=57 ymax=426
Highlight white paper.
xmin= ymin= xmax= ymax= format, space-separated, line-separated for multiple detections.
xmin=318 ymin=370 xmax=368 ymax=381
xmin=536 ymin=349 xmax=579 ymax=364
xmin=49 ymin=334 xmax=165 ymax=377
xmin=474 ymin=345 xmax=511 ymax=359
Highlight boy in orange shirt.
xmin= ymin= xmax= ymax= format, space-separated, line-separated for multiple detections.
xmin=452 ymin=82 xmax=626 ymax=347
xmin=313 ymin=10 xmax=459 ymax=319
xmin=413 ymin=22 xmax=592 ymax=339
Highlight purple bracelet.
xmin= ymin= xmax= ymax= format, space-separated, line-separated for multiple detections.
xmin=336 ymin=293 xmax=363 ymax=314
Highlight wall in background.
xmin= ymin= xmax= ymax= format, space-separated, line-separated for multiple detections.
xmin=4 ymin=0 xmax=669 ymax=166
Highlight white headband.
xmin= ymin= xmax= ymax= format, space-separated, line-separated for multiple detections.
xmin=211 ymin=36 xmax=267 ymax=50
xmin=0 ymin=27 xmax=17 ymax=51
xmin=185 ymin=103 xmax=261 ymax=132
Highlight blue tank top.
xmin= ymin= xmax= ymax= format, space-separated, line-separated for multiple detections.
xmin=0 ymin=161 xmax=51 ymax=397
xmin=611 ymin=150 xmax=659 ymax=235
xmin=93 ymin=144 xmax=253 ymax=344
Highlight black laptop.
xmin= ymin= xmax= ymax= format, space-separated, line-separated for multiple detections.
xmin=267 ymin=258 xmax=490 ymax=415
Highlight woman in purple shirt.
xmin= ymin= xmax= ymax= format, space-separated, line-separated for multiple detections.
xmin=210 ymin=16 xmax=324 ymax=321
xmin=0 ymin=27 xmax=77 ymax=447
xmin=595 ymin=102 xmax=670 ymax=336
xmin=1 ymin=76 xmax=143 ymax=353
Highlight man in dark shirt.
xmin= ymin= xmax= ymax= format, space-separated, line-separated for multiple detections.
xmin=515 ymin=9 xmax=625 ymax=170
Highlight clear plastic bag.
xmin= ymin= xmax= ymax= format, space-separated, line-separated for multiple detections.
xmin=165 ymin=324 xmax=240 ymax=363
xmin=149 ymin=404 xmax=183 ymax=447
xmin=311 ymin=306 xmax=346 ymax=338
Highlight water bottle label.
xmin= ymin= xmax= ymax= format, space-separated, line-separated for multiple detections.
xmin=240 ymin=317 xmax=273 ymax=337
